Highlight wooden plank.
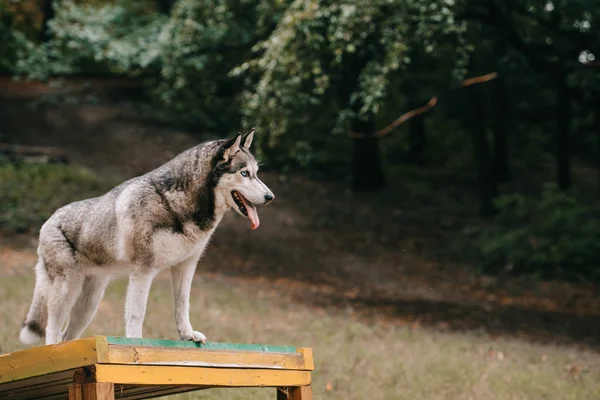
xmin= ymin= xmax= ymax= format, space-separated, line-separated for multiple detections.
xmin=289 ymin=385 xmax=312 ymax=400
xmin=0 ymin=338 xmax=97 ymax=384
xmin=0 ymin=369 xmax=74 ymax=395
xmin=112 ymin=384 xmax=206 ymax=400
xmin=104 ymin=346 xmax=311 ymax=370
xmin=70 ymin=383 xmax=114 ymax=400
xmin=93 ymin=364 xmax=311 ymax=387
xmin=3 ymin=377 xmax=71 ymax=399
xmin=69 ymin=385 xmax=83 ymax=400
xmin=1 ymin=377 xmax=200 ymax=400
xmin=15 ymin=384 xmax=204 ymax=400
xmin=83 ymin=383 xmax=114 ymax=400
xmin=30 ymin=392 xmax=70 ymax=400
xmin=104 ymin=336 xmax=297 ymax=353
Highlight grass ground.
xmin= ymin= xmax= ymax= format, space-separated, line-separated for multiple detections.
xmin=1 ymin=248 xmax=599 ymax=400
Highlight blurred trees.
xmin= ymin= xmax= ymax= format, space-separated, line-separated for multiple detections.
xmin=234 ymin=1 xmax=468 ymax=191
xmin=461 ymin=0 xmax=600 ymax=193
xmin=3 ymin=1 xmax=596 ymax=190
xmin=1 ymin=0 xmax=599 ymax=279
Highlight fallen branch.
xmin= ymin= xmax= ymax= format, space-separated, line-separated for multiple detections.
xmin=0 ymin=143 xmax=69 ymax=164
xmin=348 ymin=72 xmax=499 ymax=139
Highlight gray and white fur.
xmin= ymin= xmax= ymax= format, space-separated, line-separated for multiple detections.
xmin=20 ymin=129 xmax=274 ymax=345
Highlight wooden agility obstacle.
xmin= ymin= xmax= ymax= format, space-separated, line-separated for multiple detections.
xmin=0 ymin=336 xmax=314 ymax=399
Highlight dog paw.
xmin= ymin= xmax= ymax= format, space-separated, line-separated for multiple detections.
xmin=180 ymin=330 xmax=207 ymax=344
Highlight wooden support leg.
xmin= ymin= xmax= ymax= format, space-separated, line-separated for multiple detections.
xmin=277 ymin=385 xmax=312 ymax=400
xmin=69 ymin=383 xmax=115 ymax=400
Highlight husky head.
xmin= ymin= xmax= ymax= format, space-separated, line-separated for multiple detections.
xmin=214 ymin=128 xmax=274 ymax=230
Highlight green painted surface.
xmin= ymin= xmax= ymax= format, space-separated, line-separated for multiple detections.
xmin=104 ymin=336 xmax=297 ymax=353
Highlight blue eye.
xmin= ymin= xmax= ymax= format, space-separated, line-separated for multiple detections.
xmin=241 ymin=171 xmax=249 ymax=177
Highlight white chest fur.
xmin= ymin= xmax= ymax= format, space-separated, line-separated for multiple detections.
xmin=150 ymin=217 xmax=222 ymax=269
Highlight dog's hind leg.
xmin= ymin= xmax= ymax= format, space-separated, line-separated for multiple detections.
xmin=20 ymin=259 xmax=51 ymax=345
xmin=33 ymin=224 xmax=86 ymax=345
xmin=45 ymin=271 xmax=84 ymax=345
xmin=61 ymin=275 xmax=111 ymax=341
xmin=125 ymin=269 xmax=158 ymax=338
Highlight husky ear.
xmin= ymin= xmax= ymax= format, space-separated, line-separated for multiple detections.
xmin=222 ymin=134 xmax=242 ymax=161
xmin=242 ymin=128 xmax=255 ymax=149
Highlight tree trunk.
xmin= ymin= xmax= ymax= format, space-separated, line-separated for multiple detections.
xmin=595 ymin=91 xmax=600 ymax=194
xmin=406 ymin=99 xmax=427 ymax=165
xmin=403 ymin=46 xmax=428 ymax=166
xmin=351 ymin=115 xmax=386 ymax=192
xmin=491 ymin=76 xmax=511 ymax=182
xmin=555 ymin=72 xmax=572 ymax=190
xmin=39 ymin=0 xmax=55 ymax=43
xmin=466 ymin=85 xmax=496 ymax=217
xmin=155 ymin=0 xmax=175 ymax=15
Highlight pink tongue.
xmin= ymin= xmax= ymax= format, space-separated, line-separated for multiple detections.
xmin=240 ymin=195 xmax=260 ymax=230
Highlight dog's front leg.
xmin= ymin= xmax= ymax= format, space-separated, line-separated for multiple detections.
xmin=170 ymin=257 xmax=207 ymax=343
xmin=125 ymin=269 xmax=157 ymax=338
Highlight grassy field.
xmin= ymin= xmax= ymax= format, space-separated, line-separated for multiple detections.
xmin=1 ymin=249 xmax=598 ymax=400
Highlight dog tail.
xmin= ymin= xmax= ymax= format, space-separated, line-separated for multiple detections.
xmin=20 ymin=260 xmax=49 ymax=345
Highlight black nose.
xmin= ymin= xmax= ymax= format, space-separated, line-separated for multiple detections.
xmin=264 ymin=193 xmax=274 ymax=203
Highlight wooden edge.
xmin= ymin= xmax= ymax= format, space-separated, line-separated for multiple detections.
xmin=297 ymin=348 xmax=314 ymax=371
xmin=102 ymin=345 xmax=312 ymax=371
xmin=0 ymin=338 xmax=98 ymax=384
xmin=92 ymin=364 xmax=311 ymax=387
xmin=95 ymin=336 xmax=110 ymax=364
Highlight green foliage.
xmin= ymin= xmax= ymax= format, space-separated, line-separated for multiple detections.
xmin=0 ymin=3 xmax=32 ymax=73
xmin=235 ymin=0 xmax=469 ymax=162
xmin=473 ymin=184 xmax=600 ymax=282
xmin=9 ymin=0 xmax=287 ymax=130
xmin=0 ymin=163 xmax=111 ymax=234
xmin=8 ymin=0 xmax=471 ymax=167
xmin=149 ymin=0 xmax=287 ymax=129
xmin=13 ymin=1 xmax=167 ymax=80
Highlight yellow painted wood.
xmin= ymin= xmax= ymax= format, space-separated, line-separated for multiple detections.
xmin=297 ymin=348 xmax=314 ymax=371
xmin=104 ymin=346 xmax=312 ymax=370
xmin=94 ymin=336 xmax=110 ymax=364
xmin=93 ymin=364 xmax=312 ymax=387
xmin=0 ymin=338 xmax=97 ymax=383
xmin=1 ymin=336 xmax=314 ymax=400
